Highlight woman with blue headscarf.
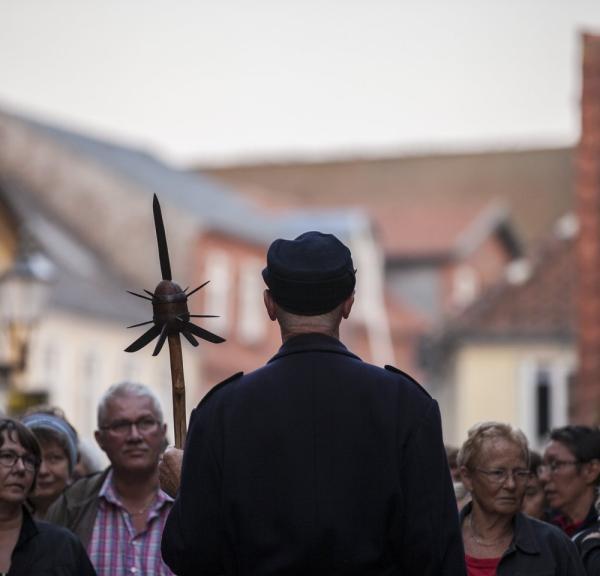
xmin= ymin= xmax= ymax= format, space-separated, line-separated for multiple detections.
xmin=21 ymin=407 xmax=78 ymax=518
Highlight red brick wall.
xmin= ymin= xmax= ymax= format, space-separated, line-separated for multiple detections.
xmin=440 ymin=234 xmax=512 ymax=316
xmin=575 ymin=33 xmax=600 ymax=425
xmin=193 ymin=231 xmax=281 ymax=396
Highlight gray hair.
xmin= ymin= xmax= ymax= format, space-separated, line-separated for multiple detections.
xmin=457 ymin=421 xmax=529 ymax=470
xmin=97 ymin=382 xmax=164 ymax=427
xmin=276 ymin=303 xmax=344 ymax=333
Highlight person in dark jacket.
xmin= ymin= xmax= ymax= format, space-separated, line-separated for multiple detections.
xmin=575 ymin=524 xmax=600 ymax=575
xmin=539 ymin=426 xmax=600 ymax=538
xmin=458 ymin=421 xmax=585 ymax=575
xmin=161 ymin=231 xmax=465 ymax=576
xmin=0 ymin=418 xmax=95 ymax=575
xmin=572 ymin=491 xmax=600 ymax=576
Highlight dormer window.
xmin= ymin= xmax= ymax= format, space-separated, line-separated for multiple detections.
xmin=452 ymin=264 xmax=479 ymax=308
xmin=204 ymin=250 xmax=231 ymax=335
xmin=238 ymin=258 xmax=265 ymax=345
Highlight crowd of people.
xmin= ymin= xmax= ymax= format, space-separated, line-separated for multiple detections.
xmin=3 ymin=394 xmax=599 ymax=575
xmin=447 ymin=423 xmax=600 ymax=575
xmin=0 ymin=230 xmax=599 ymax=575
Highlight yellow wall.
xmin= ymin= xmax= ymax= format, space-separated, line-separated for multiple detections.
xmin=449 ymin=342 xmax=575 ymax=447
xmin=12 ymin=310 xmax=203 ymax=446
xmin=454 ymin=345 xmax=518 ymax=446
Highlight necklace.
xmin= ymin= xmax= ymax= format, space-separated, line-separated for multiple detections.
xmin=124 ymin=493 xmax=156 ymax=516
xmin=468 ymin=513 xmax=512 ymax=547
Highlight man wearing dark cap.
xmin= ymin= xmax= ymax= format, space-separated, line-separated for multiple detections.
xmin=161 ymin=231 xmax=466 ymax=575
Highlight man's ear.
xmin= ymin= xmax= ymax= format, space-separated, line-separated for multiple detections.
xmin=583 ymin=458 xmax=600 ymax=486
xmin=94 ymin=430 xmax=105 ymax=452
xmin=341 ymin=293 xmax=354 ymax=319
xmin=263 ymin=290 xmax=277 ymax=321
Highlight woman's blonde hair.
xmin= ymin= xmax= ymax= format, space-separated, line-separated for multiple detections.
xmin=457 ymin=421 xmax=529 ymax=470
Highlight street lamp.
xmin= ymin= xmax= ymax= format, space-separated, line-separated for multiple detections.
xmin=0 ymin=250 xmax=52 ymax=382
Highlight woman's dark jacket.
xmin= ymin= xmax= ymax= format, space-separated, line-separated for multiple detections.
xmin=460 ymin=503 xmax=586 ymax=575
xmin=573 ymin=521 xmax=600 ymax=576
xmin=7 ymin=506 xmax=96 ymax=575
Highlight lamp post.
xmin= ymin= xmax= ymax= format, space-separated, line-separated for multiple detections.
xmin=0 ymin=250 xmax=52 ymax=394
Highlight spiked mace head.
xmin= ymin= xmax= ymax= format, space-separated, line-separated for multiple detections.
xmin=124 ymin=195 xmax=225 ymax=356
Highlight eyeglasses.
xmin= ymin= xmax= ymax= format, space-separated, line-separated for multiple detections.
xmin=475 ymin=468 xmax=531 ymax=484
xmin=0 ymin=450 xmax=38 ymax=472
xmin=537 ymin=460 xmax=579 ymax=476
xmin=99 ymin=417 xmax=161 ymax=437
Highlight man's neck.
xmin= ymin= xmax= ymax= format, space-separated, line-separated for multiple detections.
xmin=562 ymin=489 xmax=595 ymax=524
xmin=112 ymin=468 xmax=160 ymax=503
xmin=280 ymin=326 xmax=340 ymax=343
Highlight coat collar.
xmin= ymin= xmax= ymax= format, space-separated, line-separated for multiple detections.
xmin=268 ymin=332 xmax=360 ymax=363
xmin=460 ymin=501 xmax=539 ymax=556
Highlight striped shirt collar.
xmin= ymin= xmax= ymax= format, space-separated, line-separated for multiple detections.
xmin=99 ymin=468 xmax=173 ymax=514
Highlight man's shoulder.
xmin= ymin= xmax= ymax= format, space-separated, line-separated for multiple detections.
xmin=34 ymin=518 xmax=84 ymax=544
xmin=59 ymin=467 xmax=109 ymax=504
xmin=383 ymin=364 xmax=432 ymax=399
xmin=350 ymin=361 xmax=433 ymax=401
xmin=197 ymin=371 xmax=245 ymax=408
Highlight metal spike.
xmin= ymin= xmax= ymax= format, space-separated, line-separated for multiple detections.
xmin=181 ymin=331 xmax=199 ymax=347
xmin=125 ymin=324 xmax=162 ymax=352
xmin=153 ymin=194 xmax=172 ymax=281
xmin=152 ymin=324 xmax=169 ymax=356
xmin=143 ymin=289 xmax=156 ymax=298
xmin=186 ymin=280 xmax=210 ymax=298
xmin=180 ymin=320 xmax=225 ymax=344
xmin=127 ymin=320 xmax=154 ymax=329
xmin=127 ymin=290 xmax=153 ymax=302
xmin=188 ymin=314 xmax=220 ymax=318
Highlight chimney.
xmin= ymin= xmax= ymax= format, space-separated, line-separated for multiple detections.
xmin=575 ymin=33 xmax=600 ymax=425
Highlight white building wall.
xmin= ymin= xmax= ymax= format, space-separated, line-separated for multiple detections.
xmin=22 ymin=310 xmax=202 ymax=445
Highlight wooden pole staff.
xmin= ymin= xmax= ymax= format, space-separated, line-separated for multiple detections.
xmin=168 ymin=333 xmax=187 ymax=448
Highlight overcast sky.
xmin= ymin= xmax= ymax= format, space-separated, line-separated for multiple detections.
xmin=2 ymin=0 xmax=600 ymax=165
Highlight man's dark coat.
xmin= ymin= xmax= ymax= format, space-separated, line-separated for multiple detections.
xmin=162 ymin=333 xmax=466 ymax=575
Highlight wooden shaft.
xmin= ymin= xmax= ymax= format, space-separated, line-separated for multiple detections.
xmin=167 ymin=333 xmax=187 ymax=448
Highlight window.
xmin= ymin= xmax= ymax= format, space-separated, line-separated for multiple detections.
xmin=42 ymin=340 xmax=60 ymax=392
xmin=237 ymin=259 xmax=265 ymax=345
xmin=80 ymin=350 xmax=101 ymax=438
xmin=203 ymin=250 xmax=231 ymax=335
xmin=518 ymin=359 xmax=573 ymax=449
xmin=535 ymin=369 xmax=551 ymax=438
xmin=452 ymin=265 xmax=479 ymax=308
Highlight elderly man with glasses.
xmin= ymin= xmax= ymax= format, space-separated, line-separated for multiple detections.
xmin=46 ymin=382 xmax=174 ymax=576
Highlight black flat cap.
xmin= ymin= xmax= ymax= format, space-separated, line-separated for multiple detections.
xmin=262 ymin=231 xmax=356 ymax=315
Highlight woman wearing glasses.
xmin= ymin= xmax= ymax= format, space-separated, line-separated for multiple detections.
xmin=0 ymin=418 xmax=95 ymax=575
xmin=458 ymin=422 xmax=585 ymax=575
xmin=539 ymin=426 xmax=600 ymax=537
xmin=21 ymin=407 xmax=79 ymax=518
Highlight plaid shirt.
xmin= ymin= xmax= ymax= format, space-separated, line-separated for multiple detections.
xmin=88 ymin=470 xmax=174 ymax=575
